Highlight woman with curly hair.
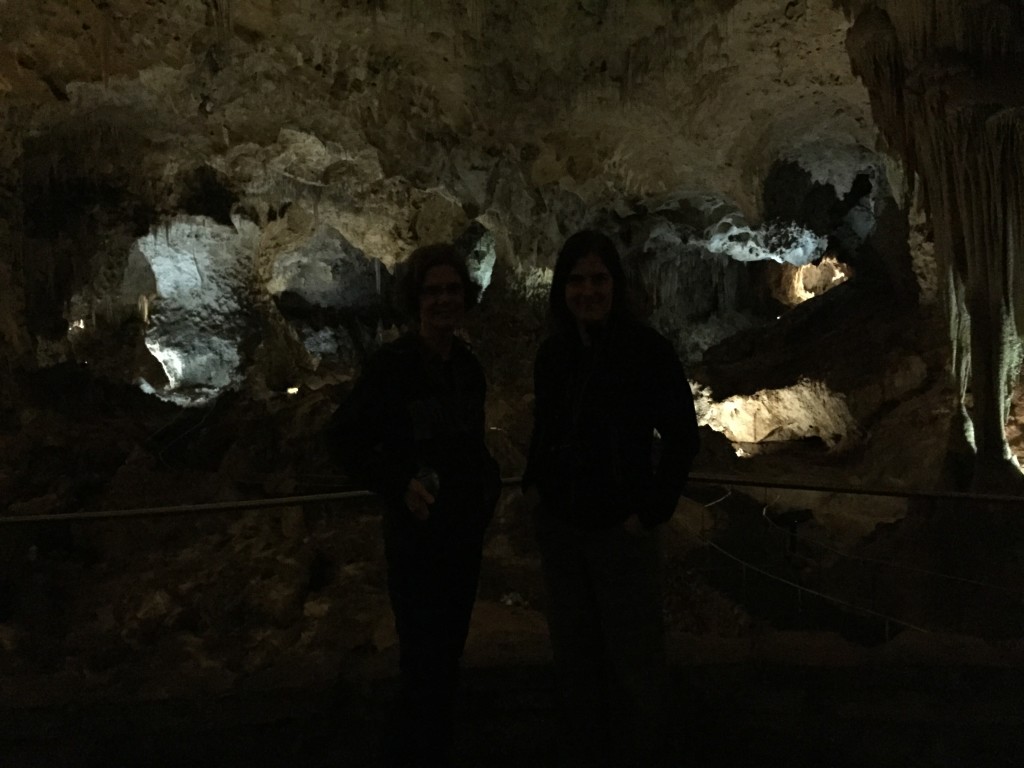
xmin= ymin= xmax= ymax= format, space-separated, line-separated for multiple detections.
xmin=333 ymin=243 xmax=501 ymax=767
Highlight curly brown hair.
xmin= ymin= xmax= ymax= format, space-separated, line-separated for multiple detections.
xmin=395 ymin=243 xmax=481 ymax=321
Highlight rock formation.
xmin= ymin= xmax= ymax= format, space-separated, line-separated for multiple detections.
xmin=847 ymin=0 xmax=1024 ymax=490
xmin=0 ymin=0 xmax=910 ymax=463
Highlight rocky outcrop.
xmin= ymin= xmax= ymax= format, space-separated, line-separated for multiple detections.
xmin=847 ymin=1 xmax=1024 ymax=491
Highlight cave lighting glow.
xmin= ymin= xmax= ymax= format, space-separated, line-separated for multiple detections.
xmin=132 ymin=217 xmax=249 ymax=406
xmin=145 ymin=340 xmax=185 ymax=388
xmin=700 ymin=378 xmax=857 ymax=455
xmin=516 ymin=265 xmax=554 ymax=299
xmin=704 ymin=217 xmax=827 ymax=266
xmin=791 ymin=255 xmax=849 ymax=304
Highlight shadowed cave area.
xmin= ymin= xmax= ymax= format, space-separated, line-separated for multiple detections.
xmin=3 ymin=2 xmax=1024 ymax=766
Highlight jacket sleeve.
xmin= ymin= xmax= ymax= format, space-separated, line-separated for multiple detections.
xmin=328 ymin=350 xmax=414 ymax=500
xmin=643 ymin=334 xmax=701 ymax=528
xmin=522 ymin=342 xmax=551 ymax=492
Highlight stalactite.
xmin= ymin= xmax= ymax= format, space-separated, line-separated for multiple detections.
xmin=617 ymin=26 xmax=674 ymax=107
xmin=848 ymin=2 xmax=1024 ymax=487
xmin=606 ymin=0 xmax=628 ymax=27
xmin=619 ymin=46 xmax=633 ymax=105
xmin=846 ymin=7 xmax=907 ymax=157
xmin=463 ymin=0 xmax=485 ymax=32
xmin=209 ymin=0 xmax=233 ymax=34
xmin=888 ymin=0 xmax=1024 ymax=70
xmin=398 ymin=0 xmax=420 ymax=27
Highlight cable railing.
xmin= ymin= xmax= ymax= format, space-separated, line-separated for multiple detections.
xmin=692 ymin=524 xmax=934 ymax=636
xmin=0 ymin=489 xmax=376 ymax=524
xmin=691 ymin=472 xmax=1024 ymax=505
xmin=683 ymin=479 xmax=1024 ymax=637
xmin=2 ymin=470 xmax=1022 ymax=525
xmin=755 ymin=494 xmax=1022 ymax=596
xmin=2 ymin=471 xmax=1021 ymax=638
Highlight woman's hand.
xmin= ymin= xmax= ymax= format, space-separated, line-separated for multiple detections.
xmin=623 ymin=513 xmax=648 ymax=536
xmin=404 ymin=477 xmax=435 ymax=520
xmin=521 ymin=485 xmax=541 ymax=512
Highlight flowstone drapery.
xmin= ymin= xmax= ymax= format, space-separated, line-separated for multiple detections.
xmin=847 ymin=1 xmax=1024 ymax=490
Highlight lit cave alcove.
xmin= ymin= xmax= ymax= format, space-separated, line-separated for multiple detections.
xmin=3 ymin=2 xmax=1024 ymax=767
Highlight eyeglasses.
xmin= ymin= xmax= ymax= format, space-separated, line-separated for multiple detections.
xmin=420 ymin=282 xmax=465 ymax=298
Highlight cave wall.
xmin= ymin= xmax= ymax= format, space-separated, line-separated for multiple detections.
xmin=4 ymin=0 xmax=976 ymax=508
xmin=0 ymin=0 xmax=878 ymax=385
xmin=846 ymin=0 xmax=1024 ymax=489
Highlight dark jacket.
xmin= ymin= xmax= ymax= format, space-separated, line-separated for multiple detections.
xmin=524 ymin=321 xmax=699 ymax=529
xmin=331 ymin=333 xmax=501 ymax=536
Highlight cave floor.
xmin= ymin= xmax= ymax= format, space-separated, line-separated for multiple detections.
xmin=5 ymin=488 xmax=1024 ymax=767
xmin=4 ymin=629 xmax=1024 ymax=768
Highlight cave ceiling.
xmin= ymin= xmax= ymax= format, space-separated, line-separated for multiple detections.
xmin=0 ymin=0 xmax=890 ymax=404
xmin=0 ymin=0 xmax=877 ymax=215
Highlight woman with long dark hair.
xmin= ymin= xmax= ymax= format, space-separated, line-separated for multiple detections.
xmin=524 ymin=229 xmax=700 ymax=767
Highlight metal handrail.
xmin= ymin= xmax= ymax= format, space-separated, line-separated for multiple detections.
xmin=690 ymin=472 xmax=1024 ymax=505
xmin=3 ymin=472 xmax=1019 ymax=638
xmin=0 ymin=489 xmax=374 ymax=525
xmin=0 ymin=471 xmax=1021 ymax=525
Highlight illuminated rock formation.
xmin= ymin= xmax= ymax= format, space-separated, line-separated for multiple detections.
xmin=1 ymin=0 xmax=1004 ymax=502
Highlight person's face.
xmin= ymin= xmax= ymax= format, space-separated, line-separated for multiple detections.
xmin=418 ymin=264 xmax=466 ymax=336
xmin=565 ymin=252 xmax=614 ymax=326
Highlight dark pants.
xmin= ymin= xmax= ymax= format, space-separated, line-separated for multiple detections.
xmin=382 ymin=510 xmax=485 ymax=768
xmin=536 ymin=513 xmax=668 ymax=768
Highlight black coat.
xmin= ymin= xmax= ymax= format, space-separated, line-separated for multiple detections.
xmin=524 ymin=321 xmax=700 ymax=529
xmin=331 ymin=333 xmax=501 ymax=538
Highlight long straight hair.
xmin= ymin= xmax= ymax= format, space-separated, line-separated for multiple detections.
xmin=548 ymin=230 xmax=632 ymax=331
